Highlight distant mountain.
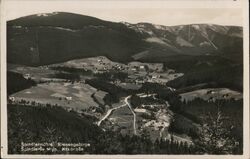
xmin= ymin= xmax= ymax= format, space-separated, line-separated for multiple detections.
xmin=125 ymin=22 xmax=243 ymax=62
xmin=7 ymin=12 xmax=243 ymax=66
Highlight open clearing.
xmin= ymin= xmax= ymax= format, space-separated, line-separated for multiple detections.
xmin=116 ymin=82 xmax=142 ymax=90
xmin=110 ymin=106 xmax=135 ymax=135
xmin=10 ymin=82 xmax=107 ymax=110
xmin=180 ymin=88 xmax=242 ymax=101
xmin=50 ymin=56 xmax=127 ymax=71
xmin=8 ymin=64 xmax=59 ymax=82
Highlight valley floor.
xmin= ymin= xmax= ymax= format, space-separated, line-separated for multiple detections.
xmin=7 ymin=56 xmax=243 ymax=154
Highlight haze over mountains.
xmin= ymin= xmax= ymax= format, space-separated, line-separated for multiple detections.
xmin=7 ymin=12 xmax=243 ymax=66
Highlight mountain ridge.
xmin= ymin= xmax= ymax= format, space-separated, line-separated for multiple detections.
xmin=7 ymin=12 xmax=243 ymax=66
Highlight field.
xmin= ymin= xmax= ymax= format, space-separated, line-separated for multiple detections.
xmin=109 ymin=106 xmax=135 ymax=135
xmin=49 ymin=56 xmax=127 ymax=72
xmin=180 ymin=88 xmax=242 ymax=102
xmin=116 ymin=83 xmax=142 ymax=90
xmin=8 ymin=64 xmax=58 ymax=82
xmin=10 ymin=82 xmax=107 ymax=111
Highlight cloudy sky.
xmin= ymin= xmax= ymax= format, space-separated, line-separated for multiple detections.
xmin=3 ymin=0 xmax=243 ymax=26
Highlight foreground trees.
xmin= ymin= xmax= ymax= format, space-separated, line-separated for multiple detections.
xmin=8 ymin=95 xmax=243 ymax=154
xmin=8 ymin=104 xmax=194 ymax=154
xmin=194 ymin=107 xmax=240 ymax=154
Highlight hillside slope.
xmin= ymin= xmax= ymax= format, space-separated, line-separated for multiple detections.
xmin=7 ymin=12 xmax=147 ymax=65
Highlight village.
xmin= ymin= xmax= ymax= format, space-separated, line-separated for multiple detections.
xmin=7 ymin=56 xmax=188 ymax=141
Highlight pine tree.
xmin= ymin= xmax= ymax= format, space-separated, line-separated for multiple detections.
xmin=194 ymin=105 xmax=238 ymax=154
xmin=154 ymin=138 xmax=160 ymax=153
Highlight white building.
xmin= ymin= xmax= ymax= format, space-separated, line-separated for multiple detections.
xmin=65 ymin=96 xmax=72 ymax=101
xmin=23 ymin=74 xmax=31 ymax=79
xmin=139 ymin=66 xmax=145 ymax=69
xmin=134 ymin=108 xmax=147 ymax=113
xmin=9 ymin=96 xmax=15 ymax=102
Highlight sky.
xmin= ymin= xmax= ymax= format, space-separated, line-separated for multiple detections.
xmin=3 ymin=0 xmax=244 ymax=26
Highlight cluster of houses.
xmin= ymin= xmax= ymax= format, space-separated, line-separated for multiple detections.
xmin=206 ymin=90 xmax=230 ymax=99
xmin=94 ymin=58 xmax=127 ymax=72
xmin=12 ymin=25 xmax=29 ymax=32
xmin=82 ymin=57 xmax=169 ymax=85
xmin=130 ymin=65 xmax=146 ymax=72
xmin=127 ymin=73 xmax=165 ymax=84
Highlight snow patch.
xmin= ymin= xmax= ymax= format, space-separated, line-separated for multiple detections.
xmin=36 ymin=12 xmax=58 ymax=17
xmin=121 ymin=21 xmax=131 ymax=26
xmin=137 ymin=24 xmax=146 ymax=28
xmin=176 ymin=37 xmax=194 ymax=47
xmin=146 ymin=37 xmax=166 ymax=45
xmin=154 ymin=25 xmax=166 ymax=30
xmin=54 ymin=27 xmax=77 ymax=32
xmin=199 ymin=41 xmax=211 ymax=47
xmin=192 ymin=25 xmax=200 ymax=30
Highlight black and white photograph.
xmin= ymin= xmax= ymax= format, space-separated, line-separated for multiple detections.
xmin=1 ymin=0 xmax=249 ymax=158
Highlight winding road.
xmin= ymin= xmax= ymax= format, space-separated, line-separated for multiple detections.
xmin=97 ymin=89 xmax=194 ymax=144
xmin=97 ymin=103 xmax=127 ymax=126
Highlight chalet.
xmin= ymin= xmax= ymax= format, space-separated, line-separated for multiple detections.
xmin=91 ymin=108 xmax=96 ymax=113
xmin=207 ymin=90 xmax=215 ymax=94
xmin=139 ymin=65 xmax=145 ymax=69
xmin=135 ymin=79 xmax=144 ymax=84
xmin=152 ymin=75 xmax=160 ymax=79
xmin=118 ymin=66 xmax=123 ymax=70
xmin=23 ymin=74 xmax=31 ymax=79
xmin=134 ymin=108 xmax=147 ymax=113
xmin=222 ymin=94 xmax=229 ymax=98
xmin=168 ymin=87 xmax=176 ymax=92
xmin=65 ymin=96 xmax=72 ymax=101
xmin=128 ymin=74 xmax=138 ymax=79
xmin=9 ymin=96 xmax=15 ymax=102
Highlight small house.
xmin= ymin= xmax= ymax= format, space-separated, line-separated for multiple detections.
xmin=139 ymin=66 xmax=145 ymax=69
xmin=23 ymin=74 xmax=31 ymax=79
xmin=222 ymin=94 xmax=229 ymax=98
xmin=65 ymin=96 xmax=72 ymax=101
xmin=152 ymin=75 xmax=158 ymax=79
xmin=9 ymin=96 xmax=15 ymax=102
xmin=134 ymin=108 xmax=147 ymax=113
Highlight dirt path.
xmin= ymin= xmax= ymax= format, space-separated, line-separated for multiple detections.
xmin=125 ymin=95 xmax=137 ymax=135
